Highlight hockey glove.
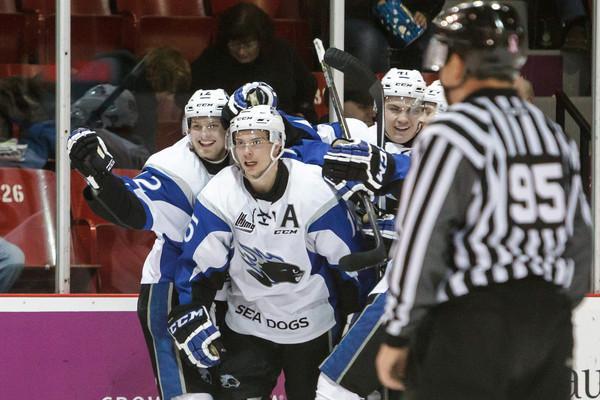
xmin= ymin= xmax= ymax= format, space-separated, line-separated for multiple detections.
xmin=67 ymin=128 xmax=115 ymax=190
xmin=362 ymin=212 xmax=397 ymax=241
xmin=168 ymin=303 xmax=223 ymax=369
xmin=323 ymin=176 xmax=375 ymax=202
xmin=323 ymin=138 xmax=395 ymax=197
xmin=221 ymin=81 xmax=278 ymax=127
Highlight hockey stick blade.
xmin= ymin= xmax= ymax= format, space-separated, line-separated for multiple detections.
xmin=338 ymin=193 xmax=388 ymax=271
xmin=323 ymin=48 xmax=378 ymax=89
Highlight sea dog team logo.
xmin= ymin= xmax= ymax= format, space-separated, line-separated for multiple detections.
xmin=239 ymin=243 xmax=304 ymax=287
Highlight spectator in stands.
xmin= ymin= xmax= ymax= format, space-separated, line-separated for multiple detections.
xmin=190 ymin=2 xmax=317 ymax=122
xmin=0 ymin=76 xmax=54 ymax=168
xmin=71 ymin=84 xmax=150 ymax=169
xmin=0 ymin=77 xmax=148 ymax=169
xmin=0 ymin=238 xmax=24 ymax=292
xmin=133 ymin=47 xmax=191 ymax=152
xmin=307 ymin=0 xmax=444 ymax=73
xmin=557 ymin=0 xmax=589 ymax=51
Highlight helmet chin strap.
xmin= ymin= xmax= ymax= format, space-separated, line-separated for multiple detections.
xmin=188 ymin=141 xmax=228 ymax=164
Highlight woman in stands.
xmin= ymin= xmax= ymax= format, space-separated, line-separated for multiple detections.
xmin=190 ymin=2 xmax=318 ymax=123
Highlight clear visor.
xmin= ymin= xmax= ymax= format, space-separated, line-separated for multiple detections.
xmin=422 ymin=37 xmax=449 ymax=72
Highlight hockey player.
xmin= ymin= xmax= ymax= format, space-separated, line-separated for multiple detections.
xmin=67 ymin=88 xmax=230 ymax=400
xmin=168 ymin=105 xmax=370 ymax=400
xmin=315 ymin=73 xmax=449 ymax=400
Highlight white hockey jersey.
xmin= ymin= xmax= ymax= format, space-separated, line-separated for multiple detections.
xmin=176 ymin=159 xmax=364 ymax=344
xmin=120 ymin=137 xmax=215 ymax=284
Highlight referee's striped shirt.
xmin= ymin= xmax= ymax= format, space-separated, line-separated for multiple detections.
xmin=384 ymin=88 xmax=592 ymax=345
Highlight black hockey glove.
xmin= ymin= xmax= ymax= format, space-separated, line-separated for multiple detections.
xmin=323 ymin=139 xmax=395 ymax=199
xmin=221 ymin=81 xmax=278 ymax=128
xmin=67 ymin=128 xmax=115 ymax=190
xmin=168 ymin=303 xmax=223 ymax=369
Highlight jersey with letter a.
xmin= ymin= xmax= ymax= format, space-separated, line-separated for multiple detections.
xmin=119 ymin=137 xmax=214 ymax=283
xmin=177 ymin=159 xmax=362 ymax=344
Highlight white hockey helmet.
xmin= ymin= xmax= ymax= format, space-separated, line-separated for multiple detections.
xmin=423 ymin=80 xmax=448 ymax=113
xmin=381 ymin=68 xmax=426 ymax=100
xmin=182 ymin=89 xmax=229 ymax=135
xmin=228 ymin=104 xmax=286 ymax=164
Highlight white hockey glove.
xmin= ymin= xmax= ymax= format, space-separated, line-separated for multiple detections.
xmin=67 ymin=128 xmax=115 ymax=190
xmin=221 ymin=81 xmax=278 ymax=127
xmin=323 ymin=139 xmax=395 ymax=199
xmin=168 ymin=303 xmax=223 ymax=369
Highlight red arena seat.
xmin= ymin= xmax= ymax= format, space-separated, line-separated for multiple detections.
xmin=0 ymin=168 xmax=99 ymax=292
xmin=209 ymin=0 xmax=281 ymax=18
xmin=136 ymin=16 xmax=216 ymax=62
xmin=71 ymin=169 xmax=154 ymax=293
xmin=115 ymin=0 xmax=207 ymax=18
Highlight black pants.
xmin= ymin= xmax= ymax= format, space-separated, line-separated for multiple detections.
xmin=217 ymin=323 xmax=332 ymax=400
xmin=407 ymin=278 xmax=573 ymax=400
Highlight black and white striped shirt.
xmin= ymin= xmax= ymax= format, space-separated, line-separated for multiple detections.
xmin=384 ymin=88 xmax=592 ymax=344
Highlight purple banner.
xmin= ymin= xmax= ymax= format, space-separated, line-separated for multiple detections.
xmin=0 ymin=309 xmax=287 ymax=400
xmin=0 ymin=312 xmax=158 ymax=400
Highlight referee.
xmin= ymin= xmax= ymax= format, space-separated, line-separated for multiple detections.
xmin=376 ymin=2 xmax=592 ymax=400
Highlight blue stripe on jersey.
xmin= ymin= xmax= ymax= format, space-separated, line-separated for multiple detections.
xmin=330 ymin=122 xmax=344 ymax=140
xmin=319 ymin=291 xmax=387 ymax=381
xmin=176 ymin=201 xmax=232 ymax=304
xmin=121 ymin=175 xmax=154 ymax=229
xmin=286 ymin=139 xmax=331 ymax=166
xmin=125 ymin=166 xmax=194 ymax=229
xmin=147 ymin=282 xmax=185 ymax=398
xmin=308 ymin=200 xmax=361 ymax=254
xmin=280 ymin=111 xmax=321 ymax=141
xmin=309 ymin=249 xmax=344 ymax=339
xmin=158 ymin=235 xmax=183 ymax=282
xmin=390 ymin=152 xmax=411 ymax=182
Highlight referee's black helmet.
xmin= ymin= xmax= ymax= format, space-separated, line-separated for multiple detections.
xmin=423 ymin=1 xmax=527 ymax=81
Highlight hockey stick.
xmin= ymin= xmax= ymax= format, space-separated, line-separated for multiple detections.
xmin=323 ymin=47 xmax=385 ymax=149
xmin=85 ymin=54 xmax=148 ymax=128
xmin=314 ymin=39 xmax=388 ymax=272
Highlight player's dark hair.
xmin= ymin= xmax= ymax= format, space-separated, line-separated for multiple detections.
xmin=215 ymin=3 xmax=275 ymax=50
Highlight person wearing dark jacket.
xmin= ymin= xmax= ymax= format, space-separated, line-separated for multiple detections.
xmin=190 ymin=3 xmax=317 ymax=123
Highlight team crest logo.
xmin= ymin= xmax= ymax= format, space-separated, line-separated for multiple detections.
xmin=239 ymin=244 xmax=304 ymax=287
xmin=234 ymin=210 xmax=256 ymax=233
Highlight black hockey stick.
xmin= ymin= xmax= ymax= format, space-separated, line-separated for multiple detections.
xmin=85 ymin=54 xmax=148 ymax=128
xmin=323 ymin=47 xmax=385 ymax=149
xmin=314 ymin=39 xmax=388 ymax=272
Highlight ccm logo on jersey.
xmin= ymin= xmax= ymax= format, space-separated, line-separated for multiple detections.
xmin=235 ymin=304 xmax=310 ymax=330
xmin=168 ymin=309 xmax=205 ymax=334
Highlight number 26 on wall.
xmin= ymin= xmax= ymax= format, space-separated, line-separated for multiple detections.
xmin=509 ymin=162 xmax=566 ymax=224
xmin=1 ymin=184 xmax=24 ymax=203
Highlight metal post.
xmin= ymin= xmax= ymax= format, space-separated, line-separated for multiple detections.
xmin=55 ymin=0 xmax=70 ymax=293
xmin=592 ymin=0 xmax=600 ymax=293
xmin=329 ymin=0 xmax=344 ymax=123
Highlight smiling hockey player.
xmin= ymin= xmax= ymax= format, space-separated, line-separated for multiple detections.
xmin=68 ymin=88 xmax=231 ymax=400
xmin=169 ymin=105 xmax=372 ymax=400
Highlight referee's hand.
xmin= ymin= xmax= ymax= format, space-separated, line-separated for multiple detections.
xmin=376 ymin=344 xmax=408 ymax=390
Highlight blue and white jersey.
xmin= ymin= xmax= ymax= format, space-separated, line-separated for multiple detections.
xmin=286 ymin=117 xmax=411 ymax=183
xmin=177 ymin=159 xmax=364 ymax=344
xmin=119 ymin=137 xmax=214 ymax=284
